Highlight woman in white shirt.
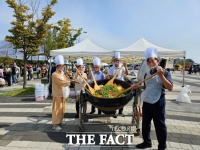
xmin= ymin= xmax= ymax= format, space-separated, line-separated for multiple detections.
xmin=73 ymin=58 xmax=87 ymax=118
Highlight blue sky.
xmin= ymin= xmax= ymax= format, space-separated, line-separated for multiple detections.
xmin=1 ymin=0 xmax=200 ymax=63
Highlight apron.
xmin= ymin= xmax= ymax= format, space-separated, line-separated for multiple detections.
xmin=141 ymin=70 xmax=163 ymax=104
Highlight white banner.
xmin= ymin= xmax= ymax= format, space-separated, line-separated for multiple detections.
xmin=7 ymin=49 xmax=16 ymax=55
xmin=38 ymin=46 xmax=44 ymax=54
xmin=39 ymin=56 xmax=47 ymax=60
xmin=28 ymin=55 xmax=47 ymax=61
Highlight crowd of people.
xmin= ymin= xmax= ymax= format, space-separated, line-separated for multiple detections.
xmin=0 ymin=62 xmax=51 ymax=87
xmin=0 ymin=63 xmax=20 ymax=86
xmin=188 ymin=66 xmax=200 ymax=75
xmin=167 ymin=66 xmax=200 ymax=75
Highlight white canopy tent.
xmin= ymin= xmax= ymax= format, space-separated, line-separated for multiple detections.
xmin=116 ymin=38 xmax=185 ymax=58
xmin=50 ymin=38 xmax=130 ymax=61
xmin=50 ymin=38 xmax=115 ymax=57
xmin=50 ymin=38 xmax=134 ymax=69
xmin=117 ymin=38 xmax=186 ymax=86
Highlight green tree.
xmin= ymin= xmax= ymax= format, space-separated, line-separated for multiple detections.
xmin=43 ymin=18 xmax=86 ymax=59
xmin=0 ymin=56 xmax=13 ymax=66
xmin=5 ymin=0 xmax=57 ymax=88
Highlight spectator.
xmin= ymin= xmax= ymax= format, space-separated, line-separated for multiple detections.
xmin=194 ymin=67 xmax=197 ymax=75
xmin=29 ymin=65 xmax=33 ymax=80
xmin=172 ymin=68 xmax=175 ymax=74
xmin=0 ymin=64 xmax=4 ymax=78
xmin=44 ymin=66 xmax=48 ymax=77
xmin=36 ymin=66 xmax=41 ymax=79
xmin=16 ymin=66 xmax=20 ymax=83
xmin=41 ymin=66 xmax=46 ymax=78
xmin=104 ymin=70 xmax=109 ymax=79
xmin=5 ymin=65 xmax=11 ymax=86
xmin=21 ymin=65 xmax=24 ymax=77
xmin=48 ymin=63 xmax=57 ymax=95
xmin=51 ymin=63 xmax=56 ymax=75
xmin=180 ymin=68 xmax=183 ymax=75
xmin=0 ymin=64 xmax=5 ymax=87
xmin=84 ymin=67 xmax=89 ymax=75
xmin=27 ymin=65 xmax=30 ymax=80
xmin=11 ymin=63 xmax=17 ymax=85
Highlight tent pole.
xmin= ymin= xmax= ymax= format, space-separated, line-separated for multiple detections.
xmin=182 ymin=57 xmax=186 ymax=87
xmin=49 ymin=56 xmax=52 ymax=84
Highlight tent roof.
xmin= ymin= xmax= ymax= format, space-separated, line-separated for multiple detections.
xmin=117 ymin=38 xmax=185 ymax=58
xmin=50 ymin=38 xmax=116 ymax=57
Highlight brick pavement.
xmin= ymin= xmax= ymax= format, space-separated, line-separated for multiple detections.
xmin=0 ymin=100 xmax=200 ymax=150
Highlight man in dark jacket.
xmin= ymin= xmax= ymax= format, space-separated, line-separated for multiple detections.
xmin=51 ymin=63 xmax=57 ymax=75
xmin=11 ymin=63 xmax=17 ymax=85
xmin=49 ymin=62 xmax=57 ymax=95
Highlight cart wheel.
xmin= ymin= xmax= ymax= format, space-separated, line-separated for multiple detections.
xmin=136 ymin=129 xmax=140 ymax=136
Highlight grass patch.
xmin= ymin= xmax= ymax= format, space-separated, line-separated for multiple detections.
xmin=0 ymin=86 xmax=35 ymax=96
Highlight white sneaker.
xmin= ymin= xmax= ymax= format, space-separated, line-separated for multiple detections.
xmin=52 ymin=125 xmax=62 ymax=131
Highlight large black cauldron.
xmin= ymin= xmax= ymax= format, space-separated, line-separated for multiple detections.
xmin=85 ymin=79 xmax=134 ymax=114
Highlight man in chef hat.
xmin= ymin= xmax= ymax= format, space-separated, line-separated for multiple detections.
xmin=88 ymin=57 xmax=105 ymax=114
xmin=51 ymin=55 xmax=71 ymax=131
xmin=73 ymin=58 xmax=88 ymax=118
xmin=131 ymin=47 xmax=173 ymax=150
xmin=108 ymin=52 xmax=129 ymax=117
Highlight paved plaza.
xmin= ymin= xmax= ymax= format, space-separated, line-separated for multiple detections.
xmin=0 ymin=73 xmax=200 ymax=150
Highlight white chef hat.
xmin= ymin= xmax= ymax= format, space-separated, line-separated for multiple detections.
xmin=145 ymin=47 xmax=157 ymax=60
xmin=93 ymin=57 xmax=101 ymax=66
xmin=114 ymin=52 xmax=120 ymax=58
xmin=77 ymin=58 xmax=83 ymax=66
xmin=55 ymin=55 xmax=64 ymax=65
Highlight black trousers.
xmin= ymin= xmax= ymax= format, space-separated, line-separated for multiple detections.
xmin=119 ymin=107 xmax=123 ymax=114
xmin=5 ymin=74 xmax=11 ymax=86
xmin=142 ymin=97 xmax=167 ymax=149
xmin=76 ymin=101 xmax=79 ymax=114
